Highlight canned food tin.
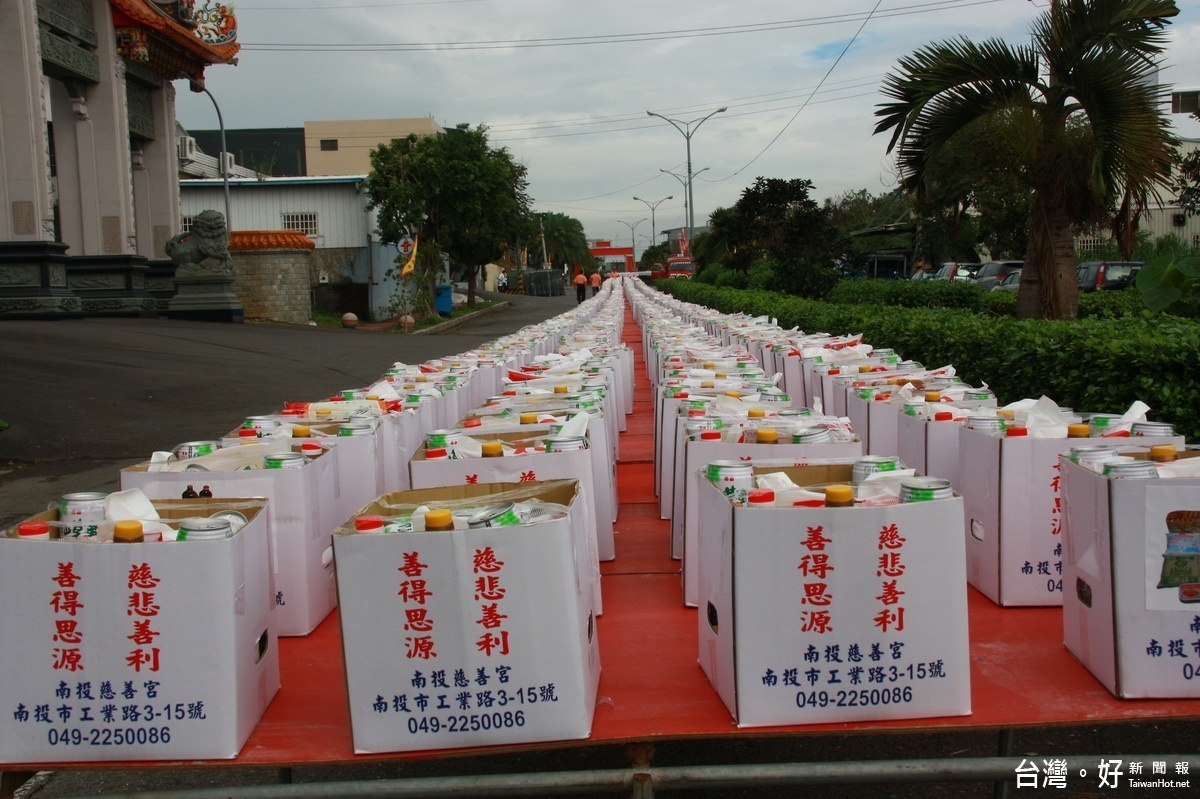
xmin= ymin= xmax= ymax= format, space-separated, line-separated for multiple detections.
xmin=1104 ymin=460 xmax=1159 ymax=479
xmin=852 ymin=455 xmax=901 ymax=482
xmin=244 ymin=416 xmax=280 ymax=435
xmin=426 ymin=429 xmax=462 ymax=448
xmin=685 ymin=420 xmax=718 ymax=439
xmin=264 ymin=452 xmax=307 ymax=469
xmin=172 ymin=440 xmax=219 ymax=460
xmin=338 ymin=423 xmax=373 ymax=437
xmin=778 ymin=407 xmax=814 ymax=418
xmin=467 ymin=502 xmax=523 ymax=528
xmin=706 ymin=460 xmax=754 ymax=505
xmin=1131 ymin=421 xmax=1175 ymax=437
xmin=791 ymin=425 xmax=834 ymax=444
xmin=1087 ymin=414 xmax=1121 ymax=437
xmin=177 ymin=517 xmax=232 ymax=541
xmin=964 ymin=389 xmax=995 ymax=401
xmin=545 ymin=435 xmax=586 ymax=453
xmin=965 ymin=415 xmax=1006 ymax=436
xmin=59 ymin=492 xmax=107 ymax=537
xmin=1069 ymin=446 xmax=1119 ymax=471
xmin=899 ymin=477 xmax=954 ymax=502
xmin=901 ymin=400 xmax=926 ymax=418
xmin=209 ymin=510 xmax=249 ymax=535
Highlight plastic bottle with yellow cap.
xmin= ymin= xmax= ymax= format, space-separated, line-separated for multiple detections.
xmin=423 ymin=509 xmax=455 ymax=532
xmin=113 ymin=520 xmax=145 ymax=544
xmin=824 ymin=484 xmax=855 ymax=508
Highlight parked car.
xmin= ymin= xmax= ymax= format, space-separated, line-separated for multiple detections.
xmin=993 ymin=269 xmax=1022 ymax=292
xmin=932 ymin=262 xmax=982 ymax=281
xmin=974 ymin=260 xmax=1024 ymax=291
xmin=1076 ymin=260 xmax=1143 ymax=292
xmin=910 ymin=268 xmax=936 ymax=281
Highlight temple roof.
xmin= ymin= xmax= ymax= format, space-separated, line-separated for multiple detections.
xmin=110 ymin=0 xmax=239 ymax=69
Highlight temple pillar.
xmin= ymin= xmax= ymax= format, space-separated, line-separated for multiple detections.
xmin=135 ymin=81 xmax=181 ymax=259
xmin=0 ymin=0 xmax=55 ymax=243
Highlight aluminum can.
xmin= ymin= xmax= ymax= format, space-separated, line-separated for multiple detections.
xmin=778 ymin=407 xmax=814 ymax=418
xmin=1131 ymin=421 xmax=1175 ymax=437
xmin=791 ymin=425 xmax=834 ymax=444
xmin=58 ymin=492 xmax=107 ymax=537
xmin=264 ymin=452 xmax=307 ymax=469
xmin=244 ymin=416 xmax=280 ymax=436
xmin=899 ymin=477 xmax=954 ymax=502
xmin=426 ymin=429 xmax=462 ymax=448
xmin=545 ymin=435 xmax=586 ymax=453
xmin=852 ymin=455 xmax=901 ymax=482
xmin=901 ymin=400 xmax=926 ymax=418
xmin=1086 ymin=413 xmax=1121 ymax=437
xmin=706 ymin=460 xmax=754 ymax=505
xmin=338 ymin=423 xmax=373 ymax=437
xmin=1104 ymin=460 xmax=1159 ymax=479
xmin=467 ymin=502 xmax=523 ymax=528
xmin=172 ymin=440 xmax=219 ymax=460
xmin=1068 ymin=446 xmax=1119 ymax=471
xmin=965 ymin=415 xmax=1006 ymax=436
xmin=963 ymin=389 xmax=995 ymax=401
xmin=685 ymin=419 xmax=719 ymax=440
xmin=177 ymin=517 xmax=232 ymax=541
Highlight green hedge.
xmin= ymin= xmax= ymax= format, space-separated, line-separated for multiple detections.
xmin=826 ymin=278 xmax=1148 ymax=319
xmin=656 ymin=280 xmax=1200 ymax=441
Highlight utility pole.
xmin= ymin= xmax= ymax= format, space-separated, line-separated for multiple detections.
xmin=633 ymin=195 xmax=673 ymax=245
xmin=647 ymin=107 xmax=726 ymax=239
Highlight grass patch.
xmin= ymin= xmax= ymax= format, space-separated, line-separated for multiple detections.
xmin=399 ymin=301 xmax=496 ymax=332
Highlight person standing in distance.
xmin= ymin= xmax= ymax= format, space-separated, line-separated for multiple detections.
xmin=573 ymin=269 xmax=587 ymax=304
xmin=589 ymin=270 xmax=602 ymax=297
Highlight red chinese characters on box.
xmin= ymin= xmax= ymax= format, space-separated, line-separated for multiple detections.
xmin=51 ymin=562 xmax=85 ymax=672
xmin=399 ymin=551 xmax=436 ymax=660
xmin=798 ymin=525 xmax=834 ymax=634
xmin=875 ymin=523 xmax=907 ymax=633
xmin=126 ymin=562 xmax=162 ymax=673
xmin=473 ymin=546 xmax=510 ymax=656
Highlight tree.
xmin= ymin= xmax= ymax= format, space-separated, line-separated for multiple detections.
xmin=534 ymin=212 xmax=591 ymax=269
xmin=875 ymin=0 xmax=1179 ymax=320
xmin=1175 ymin=115 xmax=1200 ymax=218
xmin=638 ymin=241 xmax=673 ymax=271
xmin=364 ymin=123 xmax=530 ymax=310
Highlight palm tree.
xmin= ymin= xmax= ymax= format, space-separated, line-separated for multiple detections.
xmin=875 ymin=0 xmax=1178 ymax=320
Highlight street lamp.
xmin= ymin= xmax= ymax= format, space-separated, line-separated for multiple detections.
xmin=632 ymin=195 xmax=673 ymax=245
xmin=659 ymin=168 xmax=707 ymax=242
xmin=617 ymin=218 xmax=646 ymax=265
xmin=193 ymin=84 xmax=232 ymax=230
xmin=646 ymin=107 xmax=727 ymax=238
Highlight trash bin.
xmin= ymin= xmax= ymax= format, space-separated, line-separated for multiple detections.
xmin=434 ymin=284 xmax=453 ymax=315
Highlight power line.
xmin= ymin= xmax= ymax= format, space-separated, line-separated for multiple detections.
xmin=724 ymin=0 xmax=884 ymax=179
xmin=238 ymin=0 xmax=1005 ymax=51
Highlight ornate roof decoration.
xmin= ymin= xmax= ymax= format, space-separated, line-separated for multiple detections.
xmin=110 ymin=0 xmax=238 ymax=83
xmin=229 ymin=231 xmax=318 ymax=251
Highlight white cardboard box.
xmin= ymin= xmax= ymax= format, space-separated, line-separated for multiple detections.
xmin=1061 ymin=454 xmax=1200 ymax=698
xmin=894 ymin=401 xmax=998 ymax=491
xmin=960 ymin=428 xmax=1184 ymax=606
xmin=678 ymin=441 xmax=863 ymax=606
xmin=696 ymin=463 xmax=971 ymax=727
xmin=334 ymin=483 xmax=601 ymax=753
xmin=0 ymin=498 xmax=280 ymax=762
xmin=121 ymin=447 xmax=344 ymax=636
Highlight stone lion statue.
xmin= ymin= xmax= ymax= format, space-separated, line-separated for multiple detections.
xmin=165 ymin=209 xmax=232 ymax=276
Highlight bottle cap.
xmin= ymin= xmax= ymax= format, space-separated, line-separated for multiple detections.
xmin=18 ymin=520 xmax=51 ymax=539
xmin=365 ymin=394 xmax=379 ymax=401
xmin=1006 ymin=426 xmax=1029 ymax=437
xmin=924 ymin=391 xmax=942 ymax=402
xmin=703 ymin=362 xmax=715 ymax=369
xmin=316 ymin=408 xmax=332 ymax=416
xmin=519 ymin=413 xmax=538 ymax=425
xmin=934 ymin=411 xmax=954 ymax=421
xmin=553 ymin=385 xmax=569 ymax=394
xmin=424 ymin=508 xmax=454 ymax=530
xmin=755 ymin=428 xmax=778 ymax=444
xmin=1150 ymin=444 xmax=1177 ymax=462
xmin=1067 ymin=423 xmax=1091 ymax=438
xmin=238 ymin=427 xmax=258 ymax=438
xmin=426 ymin=447 xmax=448 ymax=459
xmin=113 ymin=520 xmax=144 ymax=543
xmin=675 ymin=392 xmax=689 ymax=399
xmin=724 ymin=391 xmax=741 ymax=398
xmin=827 ymin=368 xmax=840 ymax=376
xmin=355 ymin=515 xmax=385 ymax=532
xmin=714 ymin=373 xmax=727 ymax=379
xmin=291 ymin=425 xmax=310 ymax=438
xmin=481 ymin=441 xmax=504 ymax=457
xmin=825 ymin=484 xmax=855 ymax=505
xmin=464 ymin=417 xmax=483 ymax=427
xmin=748 ymin=488 xmax=775 ymax=505
xmin=747 ymin=408 xmax=766 ymax=418
xmin=700 ymin=381 xmax=715 ymax=389
xmin=859 ymin=364 xmax=873 ymax=373
xmin=997 ymin=409 xmax=1016 ymax=421
xmin=301 ymin=441 xmax=323 ymax=455
xmin=700 ymin=430 xmax=722 ymax=440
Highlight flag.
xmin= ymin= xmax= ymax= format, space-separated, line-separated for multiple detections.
xmin=400 ymin=236 xmax=418 ymax=276
xmin=679 ymin=227 xmax=690 ymax=257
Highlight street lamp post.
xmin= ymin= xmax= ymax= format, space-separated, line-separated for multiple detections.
xmin=632 ymin=195 xmax=673 ymax=245
xmin=646 ymin=107 xmax=726 ymax=238
xmin=195 ymin=85 xmax=232 ymax=230
xmin=659 ymin=167 xmax=707 ymax=243
xmin=617 ymin=218 xmax=646 ymax=266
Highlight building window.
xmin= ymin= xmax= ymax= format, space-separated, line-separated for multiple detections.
xmin=282 ymin=212 xmax=318 ymax=237
xmin=320 ymin=139 xmax=338 ymax=151
xmin=180 ymin=215 xmax=194 ymax=233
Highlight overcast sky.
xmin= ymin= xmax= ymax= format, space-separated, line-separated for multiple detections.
xmin=176 ymin=0 xmax=1200 ymax=253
